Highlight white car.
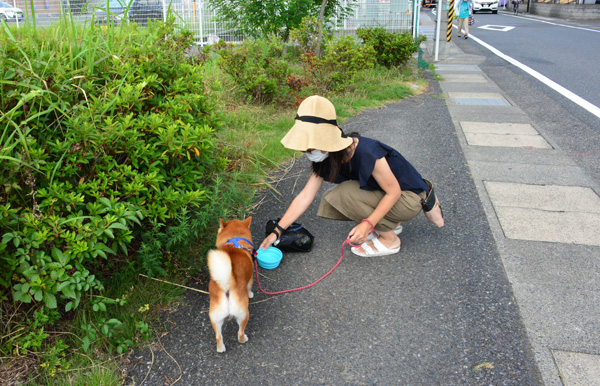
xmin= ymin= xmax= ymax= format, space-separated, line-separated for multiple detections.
xmin=0 ymin=1 xmax=24 ymax=21
xmin=472 ymin=0 xmax=499 ymax=13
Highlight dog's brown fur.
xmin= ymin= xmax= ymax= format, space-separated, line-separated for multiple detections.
xmin=207 ymin=217 xmax=254 ymax=353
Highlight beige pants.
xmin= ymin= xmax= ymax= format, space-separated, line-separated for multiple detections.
xmin=317 ymin=180 xmax=426 ymax=232
xmin=457 ymin=17 xmax=469 ymax=36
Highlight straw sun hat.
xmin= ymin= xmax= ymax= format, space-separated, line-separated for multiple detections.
xmin=281 ymin=95 xmax=353 ymax=152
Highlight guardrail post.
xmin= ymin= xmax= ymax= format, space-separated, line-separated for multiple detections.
xmin=447 ymin=0 xmax=454 ymax=41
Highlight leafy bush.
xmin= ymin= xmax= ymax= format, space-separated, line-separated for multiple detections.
xmin=305 ymin=36 xmax=376 ymax=93
xmin=217 ymin=38 xmax=291 ymax=104
xmin=0 ymin=22 xmax=226 ymax=318
xmin=357 ymin=27 xmax=424 ymax=69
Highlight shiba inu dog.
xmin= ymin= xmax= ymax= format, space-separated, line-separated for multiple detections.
xmin=207 ymin=217 xmax=254 ymax=353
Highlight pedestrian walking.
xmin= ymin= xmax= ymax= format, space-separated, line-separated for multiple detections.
xmin=455 ymin=0 xmax=473 ymax=39
xmin=258 ymin=95 xmax=444 ymax=257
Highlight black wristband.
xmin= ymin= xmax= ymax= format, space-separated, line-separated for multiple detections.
xmin=272 ymin=228 xmax=281 ymax=239
xmin=274 ymin=223 xmax=286 ymax=234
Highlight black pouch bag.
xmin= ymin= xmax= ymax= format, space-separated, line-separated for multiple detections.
xmin=421 ymin=179 xmax=437 ymax=212
xmin=265 ymin=219 xmax=314 ymax=252
xmin=421 ymin=179 xmax=444 ymax=227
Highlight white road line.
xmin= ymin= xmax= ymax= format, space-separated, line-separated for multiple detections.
xmin=468 ymin=33 xmax=600 ymax=120
xmin=504 ymin=14 xmax=600 ymax=33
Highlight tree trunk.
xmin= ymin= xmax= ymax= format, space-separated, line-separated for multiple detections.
xmin=315 ymin=0 xmax=328 ymax=58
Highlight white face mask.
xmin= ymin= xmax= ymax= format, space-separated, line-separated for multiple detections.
xmin=304 ymin=149 xmax=329 ymax=163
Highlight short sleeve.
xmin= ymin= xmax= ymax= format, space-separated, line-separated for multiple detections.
xmin=336 ymin=137 xmax=427 ymax=194
xmin=355 ymin=141 xmax=387 ymax=190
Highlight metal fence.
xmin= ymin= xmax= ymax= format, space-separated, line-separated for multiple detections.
xmin=1 ymin=0 xmax=415 ymax=43
xmin=338 ymin=0 xmax=415 ymax=35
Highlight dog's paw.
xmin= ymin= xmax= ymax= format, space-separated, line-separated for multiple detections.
xmin=217 ymin=343 xmax=226 ymax=353
xmin=248 ymin=290 xmax=254 ymax=299
xmin=238 ymin=334 xmax=248 ymax=344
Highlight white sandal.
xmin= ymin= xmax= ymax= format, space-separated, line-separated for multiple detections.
xmin=366 ymin=224 xmax=403 ymax=241
xmin=351 ymin=236 xmax=401 ymax=257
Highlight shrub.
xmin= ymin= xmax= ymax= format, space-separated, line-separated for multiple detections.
xmin=357 ymin=27 xmax=425 ymax=69
xmin=0 ymin=22 xmax=226 ymax=318
xmin=217 ymin=38 xmax=291 ymax=104
xmin=306 ymin=36 xmax=376 ymax=93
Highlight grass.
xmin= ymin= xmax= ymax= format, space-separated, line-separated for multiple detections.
xmin=333 ymin=67 xmax=426 ymax=117
xmin=41 ymin=360 xmax=122 ymax=386
xmin=209 ymin=62 xmax=427 ymax=181
xmin=429 ymin=63 xmax=444 ymax=81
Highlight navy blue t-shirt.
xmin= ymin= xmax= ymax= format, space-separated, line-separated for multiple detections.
xmin=332 ymin=137 xmax=428 ymax=194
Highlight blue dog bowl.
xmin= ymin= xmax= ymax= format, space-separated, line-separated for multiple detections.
xmin=256 ymin=247 xmax=283 ymax=269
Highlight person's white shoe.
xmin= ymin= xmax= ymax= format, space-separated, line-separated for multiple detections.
xmin=366 ymin=224 xmax=403 ymax=241
xmin=351 ymin=236 xmax=401 ymax=257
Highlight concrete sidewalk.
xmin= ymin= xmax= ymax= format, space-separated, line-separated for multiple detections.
xmin=421 ymin=15 xmax=600 ymax=386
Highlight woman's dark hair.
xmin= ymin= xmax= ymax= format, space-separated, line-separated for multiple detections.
xmin=312 ymin=132 xmax=360 ymax=183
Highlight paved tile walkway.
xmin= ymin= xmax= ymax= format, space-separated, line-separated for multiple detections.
xmin=423 ymin=34 xmax=600 ymax=386
xmin=460 ymin=122 xmax=553 ymax=148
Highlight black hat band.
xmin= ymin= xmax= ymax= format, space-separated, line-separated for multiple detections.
xmin=295 ymin=114 xmax=347 ymax=137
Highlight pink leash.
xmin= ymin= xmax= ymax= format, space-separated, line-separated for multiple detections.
xmin=253 ymin=219 xmax=373 ymax=295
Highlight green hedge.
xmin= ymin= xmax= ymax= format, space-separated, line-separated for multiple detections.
xmin=218 ymin=38 xmax=292 ymax=104
xmin=0 ymin=22 xmax=226 ymax=313
xmin=357 ymin=27 xmax=424 ymax=69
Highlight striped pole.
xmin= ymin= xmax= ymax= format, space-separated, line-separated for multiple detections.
xmin=447 ymin=0 xmax=455 ymax=41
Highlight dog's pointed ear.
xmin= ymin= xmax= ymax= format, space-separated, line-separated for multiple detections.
xmin=218 ymin=219 xmax=226 ymax=232
xmin=243 ymin=216 xmax=252 ymax=227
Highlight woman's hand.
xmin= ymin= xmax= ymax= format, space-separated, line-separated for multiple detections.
xmin=259 ymin=233 xmax=278 ymax=250
xmin=348 ymin=221 xmax=373 ymax=245
xmin=257 ymin=174 xmax=324 ymax=251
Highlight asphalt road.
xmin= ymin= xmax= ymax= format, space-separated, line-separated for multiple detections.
xmin=125 ymin=75 xmax=543 ymax=385
xmin=465 ymin=12 xmax=600 ymax=132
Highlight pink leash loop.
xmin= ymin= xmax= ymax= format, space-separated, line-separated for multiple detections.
xmin=254 ymin=220 xmax=374 ymax=295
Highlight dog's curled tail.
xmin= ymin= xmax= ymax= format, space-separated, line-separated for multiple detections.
xmin=207 ymin=249 xmax=232 ymax=291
